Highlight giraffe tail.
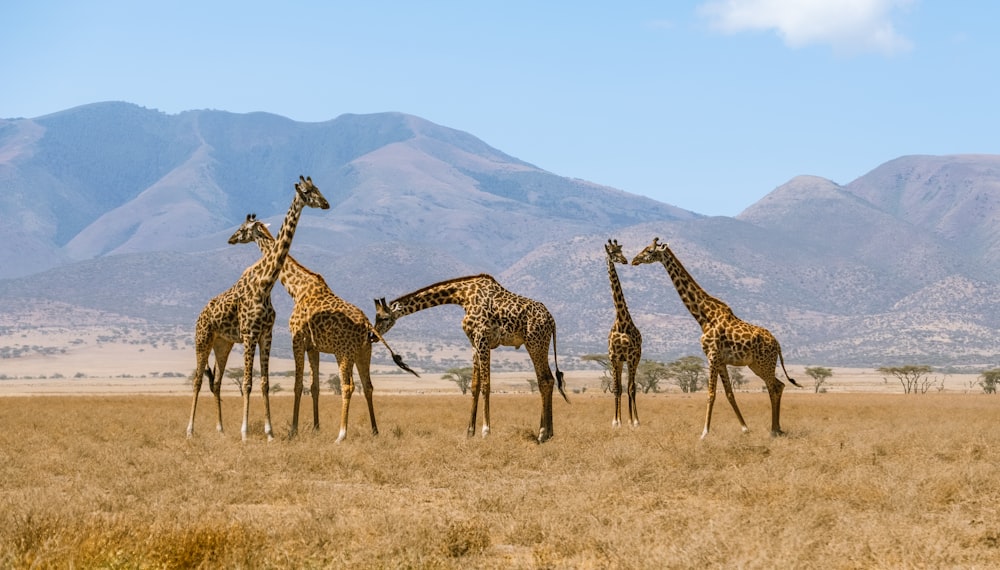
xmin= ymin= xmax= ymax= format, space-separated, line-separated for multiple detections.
xmin=369 ymin=325 xmax=420 ymax=377
xmin=778 ymin=345 xmax=800 ymax=387
xmin=204 ymin=366 xmax=215 ymax=390
xmin=552 ymin=328 xmax=570 ymax=403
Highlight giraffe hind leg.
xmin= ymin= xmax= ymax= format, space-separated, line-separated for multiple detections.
xmin=750 ymin=361 xmax=786 ymax=437
xmin=336 ymin=356 xmax=354 ymax=443
xmin=187 ymin=348 xmax=211 ymax=438
xmin=357 ymin=341 xmax=378 ymax=437
xmin=210 ymin=340 xmax=234 ymax=434
xmin=290 ymin=340 xmax=306 ymax=439
xmin=611 ymin=358 xmax=623 ymax=428
xmin=719 ymin=366 xmax=749 ymax=434
xmin=626 ymin=357 xmax=640 ymax=428
xmin=308 ymin=349 xmax=322 ymax=432
xmin=259 ymin=331 xmax=275 ymax=442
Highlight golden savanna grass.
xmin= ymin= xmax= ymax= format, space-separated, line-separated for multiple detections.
xmin=1 ymin=391 xmax=999 ymax=568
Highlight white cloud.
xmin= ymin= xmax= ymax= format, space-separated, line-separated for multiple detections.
xmin=699 ymin=0 xmax=914 ymax=56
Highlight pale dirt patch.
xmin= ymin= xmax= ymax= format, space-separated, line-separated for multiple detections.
xmin=0 ymin=327 xmax=986 ymax=396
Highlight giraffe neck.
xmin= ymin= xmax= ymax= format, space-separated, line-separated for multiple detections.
xmin=607 ymin=257 xmax=634 ymax=324
xmin=390 ymin=274 xmax=493 ymax=317
xmin=251 ymin=233 xmax=327 ymax=301
xmin=255 ymin=196 xmax=305 ymax=294
xmin=657 ymin=249 xmax=732 ymax=330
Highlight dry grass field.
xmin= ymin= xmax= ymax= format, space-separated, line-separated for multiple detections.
xmin=1 ymin=390 xmax=999 ymax=568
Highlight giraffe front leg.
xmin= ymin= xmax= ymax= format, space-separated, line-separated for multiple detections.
xmin=259 ymin=333 xmax=274 ymax=442
xmin=481 ymin=369 xmax=491 ymax=439
xmin=336 ymin=357 xmax=354 ymax=443
xmin=467 ymin=349 xmax=486 ymax=438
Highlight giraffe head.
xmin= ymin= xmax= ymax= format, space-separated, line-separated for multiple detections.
xmin=605 ymin=238 xmax=629 ymax=265
xmin=227 ymin=213 xmax=273 ymax=245
xmin=631 ymin=237 xmax=670 ymax=266
xmin=373 ymin=297 xmax=399 ymax=335
xmin=294 ymin=175 xmax=331 ymax=210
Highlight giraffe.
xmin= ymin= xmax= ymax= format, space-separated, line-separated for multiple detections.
xmin=228 ymin=214 xmax=419 ymax=442
xmin=605 ymin=239 xmax=642 ymax=428
xmin=186 ymin=175 xmax=329 ymax=442
xmin=631 ymin=237 xmax=800 ymax=438
xmin=373 ymin=274 xmax=569 ymax=443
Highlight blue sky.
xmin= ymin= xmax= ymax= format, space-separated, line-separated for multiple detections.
xmin=3 ymin=1 xmax=998 ymax=216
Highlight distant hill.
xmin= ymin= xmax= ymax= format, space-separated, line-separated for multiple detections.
xmin=2 ymin=102 xmax=1000 ymax=367
xmin=0 ymin=102 xmax=694 ymax=278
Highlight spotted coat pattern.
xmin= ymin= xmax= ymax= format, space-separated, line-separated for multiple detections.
xmin=631 ymin=237 xmax=799 ymax=437
xmin=374 ymin=274 xmax=568 ymax=443
xmin=229 ymin=216 xmax=417 ymax=442
xmin=186 ymin=176 xmax=329 ymax=441
xmin=605 ymin=239 xmax=642 ymax=428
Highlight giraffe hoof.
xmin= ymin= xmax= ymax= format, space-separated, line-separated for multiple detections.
xmin=611 ymin=419 xmax=621 ymax=428
xmin=538 ymin=428 xmax=551 ymax=443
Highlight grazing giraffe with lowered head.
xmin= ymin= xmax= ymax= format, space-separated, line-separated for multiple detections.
xmin=228 ymin=214 xmax=419 ymax=442
xmin=631 ymin=237 xmax=799 ymax=438
xmin=605 ymin=239 xmax=642 ymax=428
xmin=374 ymin=274 xmax=569 ymax=443
xmin=186 ymin=175 xmax=329 ymax=442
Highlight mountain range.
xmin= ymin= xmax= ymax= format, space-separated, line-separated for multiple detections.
xmin=2 ymin=102 xmax=999 ymax=368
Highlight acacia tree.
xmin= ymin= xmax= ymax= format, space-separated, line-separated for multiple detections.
xmin=665 ymin=355 xmax=706 ymax=393
xmin=728 ymin=366 xmax=747 ymax=391
xmin=978 ymin=368 xmax=1000 ymax=394
xmin=441 ymin=367 xmax=473 ymax=395
xmin=877 ymin=365 xmax=933 ymax=394
xmin=804 ymin=366 xmax=833 ymax=393
xmin=580 ymin=353 xmax=612 ymax=392
xmin=636 ymin=359 xmax=671 ymax=393
xmin=326 ymin=373 xmax=342 ymax=395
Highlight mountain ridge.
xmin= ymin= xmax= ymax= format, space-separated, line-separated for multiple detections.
xmin=2 ymin=102 xmax=1000 ymax=367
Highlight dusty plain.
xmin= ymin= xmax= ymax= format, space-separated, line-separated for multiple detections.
xmin=2 ymin=331 xmax=1000 ymax=567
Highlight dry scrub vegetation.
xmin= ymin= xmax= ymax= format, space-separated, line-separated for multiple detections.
xmin=1 ymin=392 xmax=998 ymax=568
